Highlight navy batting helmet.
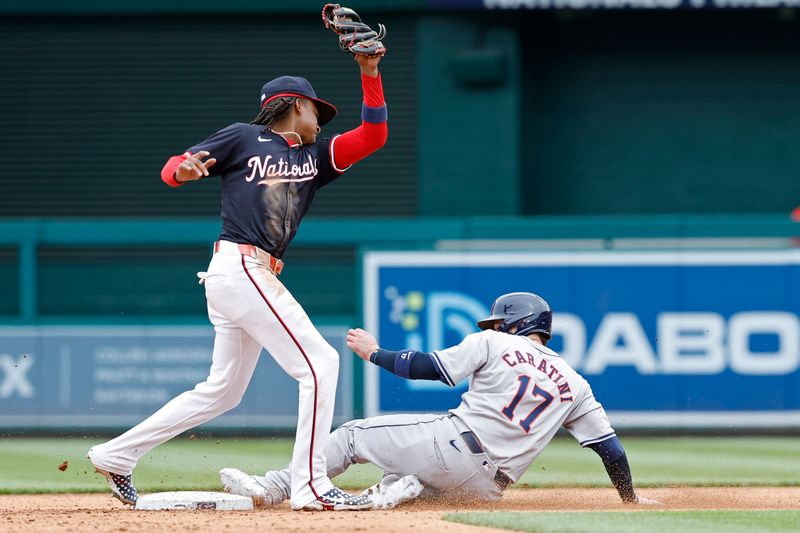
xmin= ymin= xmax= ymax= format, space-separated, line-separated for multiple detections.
xmin=477 ymin=292 xmax=552 ymax=341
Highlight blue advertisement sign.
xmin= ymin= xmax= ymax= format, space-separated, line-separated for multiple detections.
xmin=363 ymin=250 xmax=800 ymax=428
xmin=0 ymin=325 xmax=353 ymax=429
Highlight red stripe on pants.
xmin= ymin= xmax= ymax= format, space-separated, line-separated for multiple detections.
xmin=241 ymin=256 xmax=321 ymax=500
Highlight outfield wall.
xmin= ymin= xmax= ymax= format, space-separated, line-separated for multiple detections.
xmin=0 ymin=325 xmax=354 ymax=431
xmin=1 ymin=217 xmax=799 ymax=431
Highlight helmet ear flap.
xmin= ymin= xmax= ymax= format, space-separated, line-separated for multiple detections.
xmin=497 ymin=320 xmax=514 ymax=333
xmin=515 ymin=309 xmax=553 ymax=340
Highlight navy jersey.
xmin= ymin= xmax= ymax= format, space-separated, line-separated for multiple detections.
xmin=187 ymin=123 xmax=346 ymax=258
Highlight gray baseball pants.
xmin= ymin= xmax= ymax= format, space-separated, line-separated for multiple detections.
xmin=268 ymin=413 xmax=505 ymax=501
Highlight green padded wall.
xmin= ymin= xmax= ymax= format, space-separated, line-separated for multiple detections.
xmin=0 ymin=248 xmax=18 ymax=315
xmin=521 ymin=11 xmax=800 ymax=215
xmin=37 ymin=246 xmax=210 ymax=315
xmin=0 ymin=16 xmax=416 ymax=217
xmin=277 ymin=246 xmax=355 ymax=318
xmin=418 ymin=15 xmax=521 ymax=217
xmin=35 ymin=245 xmax=355 ymax=317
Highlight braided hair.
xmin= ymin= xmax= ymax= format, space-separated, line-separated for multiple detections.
xmin=251 ymin=96 xmax=298 ymax=132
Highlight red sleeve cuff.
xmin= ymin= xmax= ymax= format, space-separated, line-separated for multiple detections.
xmin=161 ymin=154 xmax=188 ymax=187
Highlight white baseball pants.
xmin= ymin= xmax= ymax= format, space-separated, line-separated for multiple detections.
xmin=88 ymin=241 xmax=339 ymax=509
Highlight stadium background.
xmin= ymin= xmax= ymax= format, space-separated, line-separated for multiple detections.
xmin=1 ymin=0 xmax=799 ymax=435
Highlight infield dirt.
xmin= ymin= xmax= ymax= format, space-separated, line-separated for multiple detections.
xmin=2 ymin=487 xmax=798 ymax=532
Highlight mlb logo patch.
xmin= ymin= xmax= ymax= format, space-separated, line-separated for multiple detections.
xmin=481 ymin=460 xmax=491 ymax=471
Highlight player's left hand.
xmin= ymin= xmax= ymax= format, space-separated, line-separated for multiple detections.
xmin=347 ymin=328 xmax=379 ymax=361
xmin=175 ymin=150 xmax=217 ymax=183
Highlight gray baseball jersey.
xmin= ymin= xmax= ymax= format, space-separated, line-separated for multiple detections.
xmin=433 ymin=330 xmax=613 ymax=482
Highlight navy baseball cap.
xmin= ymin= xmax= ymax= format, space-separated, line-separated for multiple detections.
xmin=260 ymin=75 xmax=337 ymax=126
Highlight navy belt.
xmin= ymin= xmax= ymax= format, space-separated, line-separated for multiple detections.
xmin=460 ymin=431 xmax=512 ymax=489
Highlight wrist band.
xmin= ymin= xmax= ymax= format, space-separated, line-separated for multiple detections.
xmin=361 ymin=102 xmax=388 ymax=124
xmin=369 ymin=346 xmax=381 ymax=363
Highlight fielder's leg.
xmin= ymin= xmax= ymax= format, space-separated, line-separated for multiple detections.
xmin=87 ymin=322 xmax=262 ymax=495
xmin=233 ymin=256 xmax=368 ymax=510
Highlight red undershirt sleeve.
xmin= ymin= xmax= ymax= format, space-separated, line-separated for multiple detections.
xmin=332 ymin=73 xmax=388 ymax=170
xmin=161 ymin=153 xmax=189 ymax=187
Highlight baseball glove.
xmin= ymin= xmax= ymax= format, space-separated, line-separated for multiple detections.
xmin=322 ymin=3 xmax=387 ymax=56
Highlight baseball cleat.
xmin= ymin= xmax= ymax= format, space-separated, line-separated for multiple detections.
xmin=87 ymin=448 xmax=138 ymax=506
xmin=361 ymin=474 xmax=423 ymax=509
xmin=219 ymin=468 xmax=287 ymax=507
xmin=301 ymin=486 xmax=373 ymax=511
xmin=93 ymin=467 xmax=138 ymax=506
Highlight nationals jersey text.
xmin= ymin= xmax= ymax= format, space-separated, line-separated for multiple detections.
xmin=187 ymin=123 xmax=346 ymax=259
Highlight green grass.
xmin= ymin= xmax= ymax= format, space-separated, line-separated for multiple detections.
xmin=517 ymin=436 xmax=800 ymax=487
xmin=0 ymin=436 xmax=798 ymax=494
xmin=444 ymin=510 xmax=800 ymax=533
xmin=0 ymin=436 xmax=381 ymax=494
